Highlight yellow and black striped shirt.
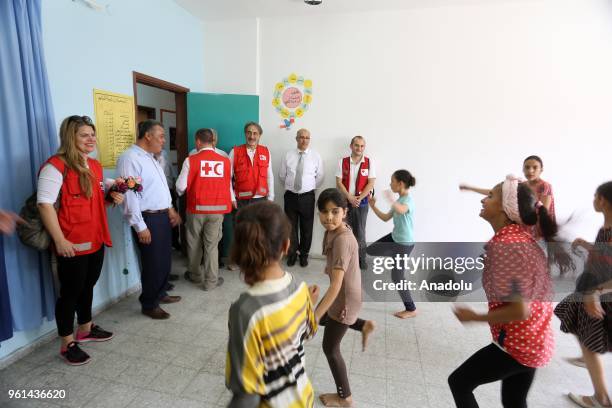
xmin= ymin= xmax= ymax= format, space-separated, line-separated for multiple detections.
xmin=226 ymin=272 xmax=317 ymax=407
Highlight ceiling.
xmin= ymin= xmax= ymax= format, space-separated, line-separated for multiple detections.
xmin=174 ymin=0 xmax=534 ymax=21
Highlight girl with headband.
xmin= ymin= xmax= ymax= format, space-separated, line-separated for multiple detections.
xmin=449 ymin=175 xmax=559 ymax=408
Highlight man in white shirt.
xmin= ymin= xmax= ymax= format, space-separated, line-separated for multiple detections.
xmin=176 ymin=128 xmax=231 ymax=291
xmin=335 ymin=135 xmax=376 ymax=269
xmin=116 ymin=120 xmax=182 ymax=319
xmin=279 ymin=129 xmax=324 ymax=267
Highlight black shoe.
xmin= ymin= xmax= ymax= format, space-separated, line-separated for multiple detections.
xmin=287 ymin=254 xmax=297 ymax=267
xmin=76 ymin=324 xmax=114 ymax=343
xmin=299 ymin=257 xmax=308 ymax=267
xmin=60 ymin=342 xmax=91 ymax=366
xmin=168 ymin=273 xmax=179 ymax=282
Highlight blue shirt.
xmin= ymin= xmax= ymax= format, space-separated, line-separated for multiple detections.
xmin=116 ymin=144 xmax=172 ymax=232
xmin=392 ymin=194 xmax=414 ymax=244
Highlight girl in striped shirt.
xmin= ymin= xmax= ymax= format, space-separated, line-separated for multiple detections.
xmin=226 ymin=201 xmax=319 ymax=407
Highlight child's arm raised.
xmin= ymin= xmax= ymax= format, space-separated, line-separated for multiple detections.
xmin=314 ymin=268 xmax=344 ymax=322
xmin=368 ymin=195 xmax=393 ymax=221
xmin=459 ymin=183 xmax=489 ymax=195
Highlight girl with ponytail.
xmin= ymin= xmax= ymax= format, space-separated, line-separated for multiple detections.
xmin=367 ymin=169 xmax=418 ymax=319
xmin=449 ymin=175 xmax=558 ymax=407
xmin=226 ymin=201 xmax=319 ymax=407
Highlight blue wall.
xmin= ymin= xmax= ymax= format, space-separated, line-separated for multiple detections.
xmin=0 ymin=0 xmax=205 ymax=361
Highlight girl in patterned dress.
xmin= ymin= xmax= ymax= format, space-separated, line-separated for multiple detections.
xmin=555 ymin=181 xmax=612 ymax=408
xmin=449 ymin=175 xmax=559 ymax=408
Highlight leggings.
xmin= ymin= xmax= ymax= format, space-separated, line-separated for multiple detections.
xmin=55 ymin=247 xmax=105 ymax=337
xmin=366 ymin=233 xmax=416 ymax=311
xmin=448 ymin=343 xmax=536 ymax=408
xmin=320 ymin=313 xmax=365 ymax=399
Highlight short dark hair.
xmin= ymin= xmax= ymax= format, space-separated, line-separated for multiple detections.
xmin=137 ymin=120 xmax=163 ymax=139
xmin=317 ymin=188 xmax=348 ymax=211
xmin=392 ymin=169 xmax=416 ymax=188
xmin=195 ymin=128 xmax=214 ymax=144
xmin=596 ymin=181 xmax=612 ymax=205
xmin=244 ymin=121 xmax=263 ymax=135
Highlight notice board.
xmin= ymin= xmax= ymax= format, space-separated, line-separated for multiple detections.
xmin=93 ymin=89 xmax=135 ymax=168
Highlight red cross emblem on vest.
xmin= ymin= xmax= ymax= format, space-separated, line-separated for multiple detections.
xmin=200 ymin=160 xmax=224 ymax=178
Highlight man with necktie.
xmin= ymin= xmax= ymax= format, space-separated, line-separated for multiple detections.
xmin=279 ymin=128 xmax=324 ymax=267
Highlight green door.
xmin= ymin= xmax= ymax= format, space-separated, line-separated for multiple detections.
xmin=187 ymin=93 xmax=259 ymax=153
xmin=186 ymin=93 xmax=259 ymax=260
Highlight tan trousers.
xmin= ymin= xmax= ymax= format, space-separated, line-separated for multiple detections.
xmin=185 ymin=213 xmax=223 ymax=289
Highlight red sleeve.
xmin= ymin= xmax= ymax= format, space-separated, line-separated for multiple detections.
xmin=487 ymin=242 xmax=537 ymax=302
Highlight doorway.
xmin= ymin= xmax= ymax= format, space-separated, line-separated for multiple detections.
xmin=133 ymin=72 xmax=189 ymax=253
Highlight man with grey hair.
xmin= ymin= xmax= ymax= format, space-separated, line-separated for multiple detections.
xmin=279 ymin=128 xmax=324 ymax=267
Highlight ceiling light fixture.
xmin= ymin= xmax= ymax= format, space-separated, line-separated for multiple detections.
xmin=304 ymin=0 xmax=323 ymax=5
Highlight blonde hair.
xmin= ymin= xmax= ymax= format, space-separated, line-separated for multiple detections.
xmin=56 ymin=115 xmax=95 ymax=197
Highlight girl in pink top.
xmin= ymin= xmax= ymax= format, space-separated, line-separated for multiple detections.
xmin=523 ymin=155 xmax=556 ymax=238
xmin=460 ymin=155 xmax=556 ymax=240
xmin=450 ymin=175 xmax=560 ymax=408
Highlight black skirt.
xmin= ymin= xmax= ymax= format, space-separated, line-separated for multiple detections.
xmin=555 ymin=293 xmax=612 ymax=354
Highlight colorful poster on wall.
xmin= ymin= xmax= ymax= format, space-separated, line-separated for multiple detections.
xmin=93 ymin=89 xmax=136 ymax=168
xmin=272 ymin=73 xmax=312 ymax=130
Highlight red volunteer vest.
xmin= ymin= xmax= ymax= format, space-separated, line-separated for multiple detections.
xmin=186 ymin=149 xmax=232 ymax=214
xmin=232 ymin=144 xmax=270 ymax=200
xmin=46 ymin=155 xmax=112 ymax=255
xmin=341 ymin=156 xmax=370 ymax=196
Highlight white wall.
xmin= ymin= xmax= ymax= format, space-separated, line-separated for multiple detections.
xmin=203 ymin=18 xmax=259 ymax=94
xmin=250 ymin=0 xmax=612 ymax=249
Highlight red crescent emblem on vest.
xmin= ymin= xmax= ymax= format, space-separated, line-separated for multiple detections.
xmin=214 ymin=162 xmax=223 ymax=176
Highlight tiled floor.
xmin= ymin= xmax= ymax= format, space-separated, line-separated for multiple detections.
xmin=0 ymin=256 xmax=609 ymax=407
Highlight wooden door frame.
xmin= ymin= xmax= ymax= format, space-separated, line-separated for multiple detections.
xmin=132 ymin=71 xmax=189 ymax=167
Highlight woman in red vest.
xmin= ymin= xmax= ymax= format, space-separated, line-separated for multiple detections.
xmin=37 ymin=115 xmax=123 ymax=365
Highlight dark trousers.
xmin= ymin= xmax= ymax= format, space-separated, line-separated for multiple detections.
xmin=55 ymin=247 xmax=105 ymax=337
xmin=320 ymin=313 xmax=366 ymax=399
xmin=136 ymin=213 xmax=171 ymax=310
xmin=347 ymin=204 xmax=368 ymax=265
xmin=170 ymin=187 xmax=181 ymax=250
xmin=233 ymin=197 xmax=267 ymax=225
xmin=284 ymin=190 xmax=315 ymax=259
xmin=366 ymin=233 xmax=416 ymax=311
xmin=448 ymin=343 xmax=536 ymax=408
